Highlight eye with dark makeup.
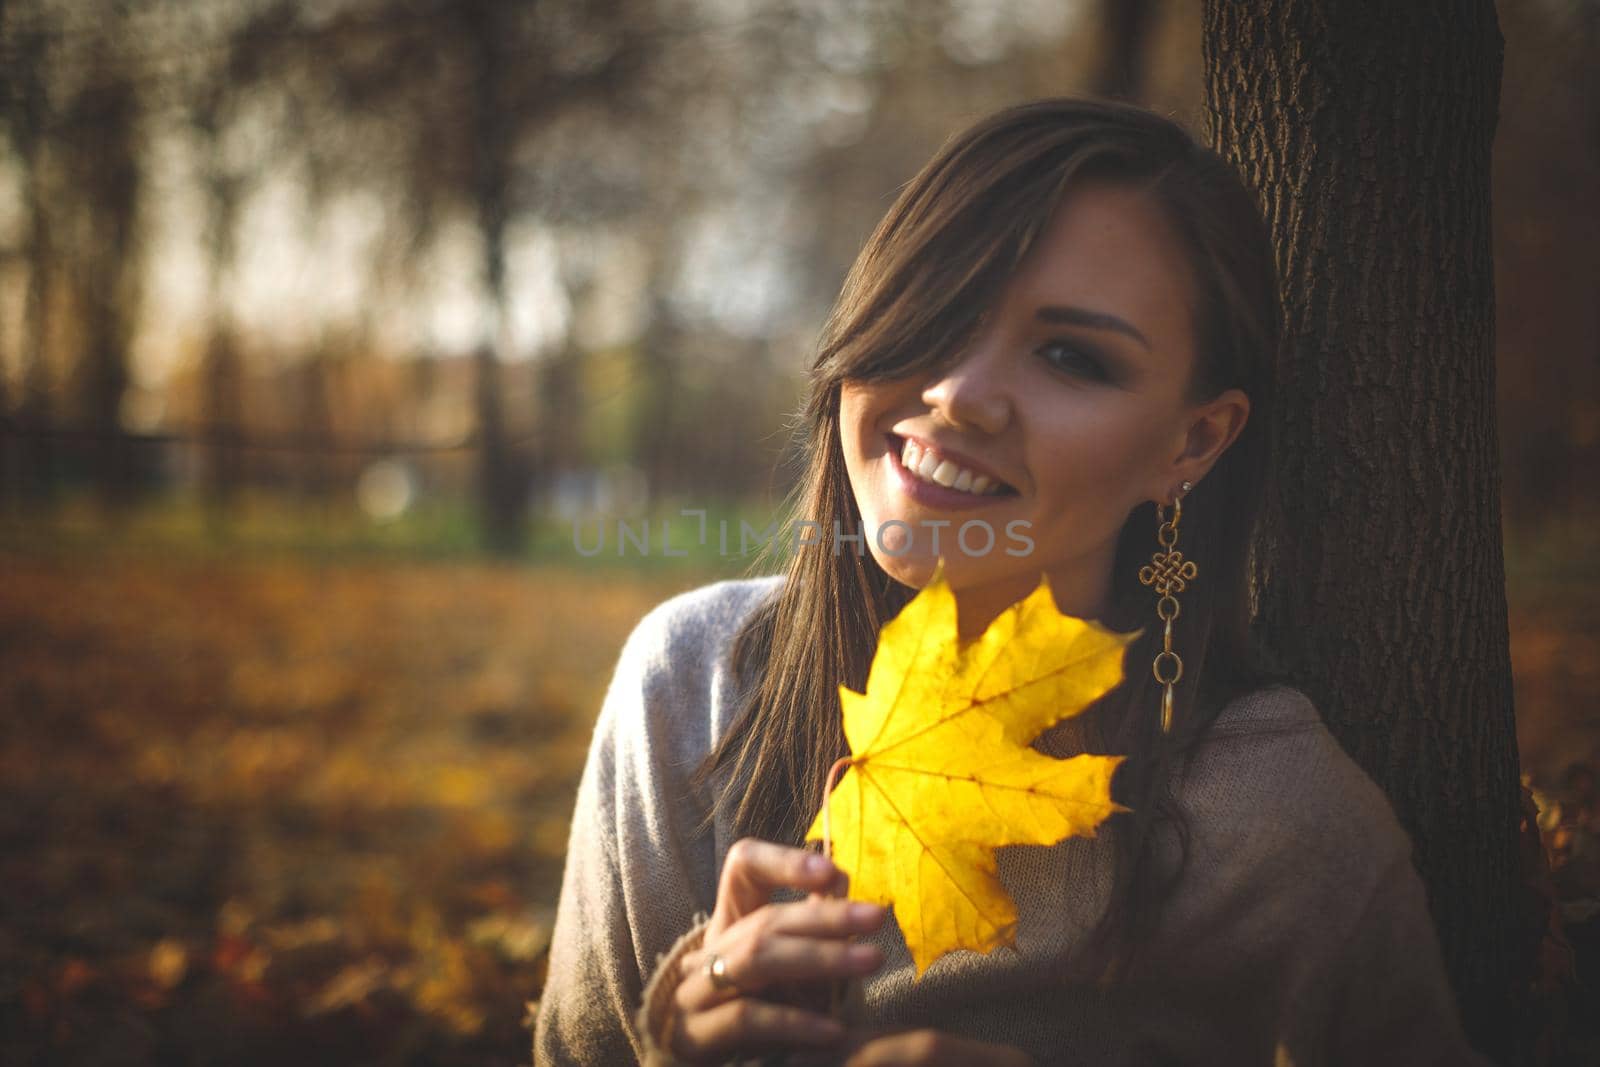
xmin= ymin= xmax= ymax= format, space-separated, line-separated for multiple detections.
xmin=1036 ymin=338 xmax=1113 ymax=383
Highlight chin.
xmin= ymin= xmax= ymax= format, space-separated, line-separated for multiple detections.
xmin=872 ymin=549 xmax=981 ymax=592
xmin=873 ymin=553 xmax=934 ymax=590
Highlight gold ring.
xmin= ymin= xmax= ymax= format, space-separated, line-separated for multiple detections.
xmin=704 ymin=952 xmax=738 ymax=992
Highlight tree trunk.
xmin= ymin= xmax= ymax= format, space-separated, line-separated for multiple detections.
xmin=637 ymin=295 xmax=681 ymax=509
xmin=1095 ymin=0 xmax=1155 ymax=102
xmin=4 ymin=8 xmax=57 ymax=509
xmin=535 ymin=341 xmax=584 ymax=510
xmin=1202 ymin=2 xmax=1521 ymax=1061
xmin=71 ymin=66 xmax=141 ymax=514
xmin=201 ymin=326 xmax=244 ymax=530
xmin=15 ymin=170 xmax=55 ymax=508
xmin=194 ymin=75 xmax=248 ymax=531
xmin=466 ymin=0 xmax=526 ymax=556
xmin=296 ymin=348 xmax=337 ymax=505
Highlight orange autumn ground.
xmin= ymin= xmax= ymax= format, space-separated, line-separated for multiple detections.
xmin=0 ymin=547 xmax=1594 ymax=1065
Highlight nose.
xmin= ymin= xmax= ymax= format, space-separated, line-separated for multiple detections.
xmin=919 ymin=334 xmax=1012 ymax=435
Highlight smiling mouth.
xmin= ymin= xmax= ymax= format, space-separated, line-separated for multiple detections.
xmin=887 ymin=434 xmax=1019 ymax=497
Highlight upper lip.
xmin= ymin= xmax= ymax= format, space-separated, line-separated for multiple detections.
xmin=888 ymin=430 xmax=1018 ymax=492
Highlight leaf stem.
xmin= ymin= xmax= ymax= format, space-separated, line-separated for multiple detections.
xmin=821 ymin=756 xmax=854 ymax=861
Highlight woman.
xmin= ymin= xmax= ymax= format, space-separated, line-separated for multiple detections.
xmin=534 ymin=98 xmax=1489 ymax=1066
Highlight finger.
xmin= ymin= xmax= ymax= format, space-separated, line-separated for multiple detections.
xmin=753 ymin=935 xmax=884 ymax=987
xmin=766 ymin=896 xmax=886 ymax=939
xmin=678 ymin=936 xmax=882 ymax=1011
xmin=843 ymin=1030 xmax=944 ymax=1066
xmin=692 ymin=897 xmax=883 ymax=1000
xmin=718 ymin=839 xmax=842 ymax=912
xmin=843 ymin=1030 xmax=1035 ymax=1067
xmin=818 ymin=865 xmax=850 ymax=899
xmin=832 ymin=1026 xmax=912 ymax=1061
xmin=674 ymin=997 xmax=844 ymax=1062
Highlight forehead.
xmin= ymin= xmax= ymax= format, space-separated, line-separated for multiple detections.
xmin=1003 ymin=181 xmax=1198 ymax=369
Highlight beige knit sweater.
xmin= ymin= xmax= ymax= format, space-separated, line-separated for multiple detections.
xmin=532 ymin=576 xmax=1492 ymax=1066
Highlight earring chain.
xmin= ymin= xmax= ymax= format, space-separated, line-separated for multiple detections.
xmin=1137 ymin=481 xmax=1195 ymax=733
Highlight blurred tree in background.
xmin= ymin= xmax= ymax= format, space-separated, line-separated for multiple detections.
xmin=0 ymin=0 xmax=1207 ymax=544
xmin=1 ymin=0 xmax=1589 ymax=541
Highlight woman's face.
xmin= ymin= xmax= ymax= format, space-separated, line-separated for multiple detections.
xmin=839 ymin=180 xmax=1248 ymax=633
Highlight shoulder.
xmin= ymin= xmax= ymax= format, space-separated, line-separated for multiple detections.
xmin=1179 ymin=684 xmax=1417 ymax=888
xmin=1209 ymin=683 xmax=1323 ymax=735
xmin=617 ymin=573 xmax=785 ymax=683
xmin=599 ymin=574 xmax=784 ymax=758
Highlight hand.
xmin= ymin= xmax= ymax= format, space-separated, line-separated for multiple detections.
xmin=839 ymin=1028 xmax=1037 ymax=1066
xmin=667 ymin=838 xmax=888 ymax=1064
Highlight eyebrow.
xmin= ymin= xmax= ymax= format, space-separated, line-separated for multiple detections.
xmin=1035 ymin=305 xmax=1151 ymax=350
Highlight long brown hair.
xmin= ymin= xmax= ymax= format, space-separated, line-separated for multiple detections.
xmin=695 ymin=97 xmax=1284 ymax=979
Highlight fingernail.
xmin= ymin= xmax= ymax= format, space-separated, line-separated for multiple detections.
xmin=805 ymin=853 xmax=831 ymax=875
xmin=849 ymin=902 xmax=884 ymax=922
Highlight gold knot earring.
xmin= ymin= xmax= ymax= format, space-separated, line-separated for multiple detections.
xmin=1138 ymin=481 xmax=1195 ymax=734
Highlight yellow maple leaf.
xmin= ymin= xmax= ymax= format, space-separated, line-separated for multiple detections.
xmin=805 ymin=560 xmax=1137 ymax=977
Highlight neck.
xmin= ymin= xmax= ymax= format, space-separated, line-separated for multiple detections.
xmin=954 ymin=560 xmax=1113 ymax=641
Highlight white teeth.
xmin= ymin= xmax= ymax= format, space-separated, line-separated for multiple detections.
xmin=896 ymin=437 xmax=1006 ymax=496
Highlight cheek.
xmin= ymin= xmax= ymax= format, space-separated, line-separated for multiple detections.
xmin=1027 ymin=400 xmax=1170 ymax=502
xmin=838 ymin=383 xmax=881 ymax=450
xmin=837 ymin=384 xmax=891 ymax=513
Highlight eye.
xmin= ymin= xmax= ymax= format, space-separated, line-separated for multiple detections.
xmin=1036 ymin=339 xmax=1111 ymax=383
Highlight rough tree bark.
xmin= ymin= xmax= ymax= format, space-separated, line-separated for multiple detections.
xmin=1202 ymin=1 xmax=1523 ymax=1061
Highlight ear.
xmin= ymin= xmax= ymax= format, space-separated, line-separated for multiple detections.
xmin=1151 ymin=388 xmax=1250 ymax=501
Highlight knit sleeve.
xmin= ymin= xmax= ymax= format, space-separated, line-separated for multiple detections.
xmin=1320 ymin=853 xmax=1495 ymax=1067
xmin=531 ymin=626 xmax=653 ymax=1065
xmin=531 ymin=595 xmax=725 ymax=1066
